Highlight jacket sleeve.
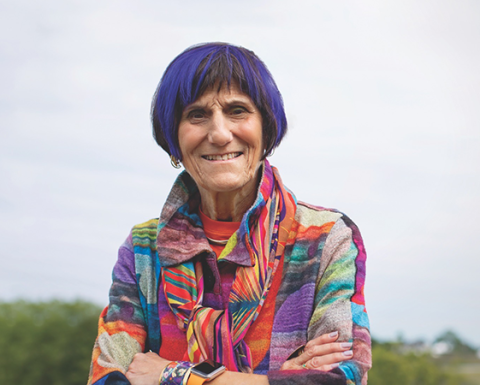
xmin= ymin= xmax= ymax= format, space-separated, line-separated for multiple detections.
xmin=87 ymin=233 xmax=147 ymax=385
xmin=267 ymin=215 xmax=371 ymax=385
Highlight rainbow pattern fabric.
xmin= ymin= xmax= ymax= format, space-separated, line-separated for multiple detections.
xmin=87 ymin=161 xmax=371 ymax=385
xmin=162 ymin=164 xmax=295 ymax=372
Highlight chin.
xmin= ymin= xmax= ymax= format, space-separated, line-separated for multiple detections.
xmin=209 ymin=181 xmax=247 ymax=193
xmin=202 ymin=176 xmax=252 ymax=193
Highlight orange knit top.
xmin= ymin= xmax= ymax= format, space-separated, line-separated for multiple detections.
xmin=198 ymin=209 xmax=241 ymax=258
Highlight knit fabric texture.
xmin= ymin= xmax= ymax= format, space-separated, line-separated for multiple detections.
xmin=161 ymin=163 xmax=295 ymax=372
xmin=87 ymin=162 xmax=371 ymax=385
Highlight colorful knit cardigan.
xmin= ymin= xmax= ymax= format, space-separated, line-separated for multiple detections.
xmin=87 ymin=163 xmax=371 ymax=385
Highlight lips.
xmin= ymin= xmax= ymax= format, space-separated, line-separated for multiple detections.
xmin=203 ymin=152 xmax=242 ymax=161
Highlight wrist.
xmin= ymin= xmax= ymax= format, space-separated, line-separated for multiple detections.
xmin=158 ymin=359 xmax=227 ymax=385
xmin=159 ymin=361 xmax=195 ymax=385
xmin=187 ymin=360 xmax=226 ymax=385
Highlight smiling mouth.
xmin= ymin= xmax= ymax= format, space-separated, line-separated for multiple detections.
xmin=203 ymin=152 xmax=242 ymax=161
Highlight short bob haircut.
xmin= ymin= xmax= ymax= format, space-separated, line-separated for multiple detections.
xmin=151 ymin=42 xmax=287 ymax=160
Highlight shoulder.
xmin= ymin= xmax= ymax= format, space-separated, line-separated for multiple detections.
xmin=295 ymin=201 xmax=344 ymax=227
xmin=132 ymin=218 xmax=158 ymax=231
xmin=130 ymin=218 xmax=159 ymax=250
xmin=294 ymin=201 xmax=363 ymax=243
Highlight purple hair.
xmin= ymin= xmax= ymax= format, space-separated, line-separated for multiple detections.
xmin=151 ymin=42 xmax=287 ymax=160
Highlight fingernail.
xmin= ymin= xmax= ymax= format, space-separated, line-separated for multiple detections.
xmin=330 ymin=363 xmax=340 ymax=369
xmin=329 ymin=331 xmax=339 ymax=338
xmin=341 ymin=342 xmax=353 ymax=349
xmin=343 ymin=350 xmax=353 ymax=357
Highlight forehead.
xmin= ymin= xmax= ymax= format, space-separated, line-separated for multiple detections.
xmin=187 ymin=82 xmax=254 ymax=109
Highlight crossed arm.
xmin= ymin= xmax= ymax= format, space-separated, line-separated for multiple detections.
xmin=125 ymin=331 xmax=354 ymax=385
xmin=88 ymin=215 xmax=370 ymax=385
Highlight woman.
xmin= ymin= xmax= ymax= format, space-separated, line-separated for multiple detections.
xmin=87 ymin=43 xmax=371 ymax=385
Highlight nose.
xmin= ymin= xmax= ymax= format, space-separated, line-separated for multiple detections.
xmin=207 ymin=113 xmax=233 ymax=146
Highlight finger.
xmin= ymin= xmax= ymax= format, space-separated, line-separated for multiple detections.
xmin=302 ymin=360 xmax=312 ymax=370
xmin=296 ymin=341 xmax=352 ymax=366
xmin=309 ymin=349 xmax=354 ymax=370
xmin=288 ymin=332 xmax=338 ymax=365
xmin=308 ymin=331 xmax=340 ymax=346
xmin=316 ymin=362 xmax=340 ymax=371
xmin=130 ymin=352 xmax=144 ymax=364
xmin=280 ymin=360 xmax=298 ymax=371
xmin=295 ymin=332 xmax=339 ymax=363
xmin=282 ymin=346 xmax=353 ymax=371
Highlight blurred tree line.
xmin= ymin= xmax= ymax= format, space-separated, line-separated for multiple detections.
xmin=0 ymin=300 xmax=101 ymax=385
xmin=368 ymin=337 xmax=476 ymax=385
xmin=0 ymin=300 xmax=478 ymax=384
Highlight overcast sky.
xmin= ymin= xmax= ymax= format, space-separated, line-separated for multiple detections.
xmin=1 ymin=0 xmax=479 ymax=346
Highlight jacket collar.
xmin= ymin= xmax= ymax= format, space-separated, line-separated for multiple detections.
xmin=156 ymin=161 xmax=274 ymax=268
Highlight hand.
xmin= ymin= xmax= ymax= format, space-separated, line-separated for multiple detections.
xmin=280 ymin=331 xmax=353 ymax=371
xmin=126 ymin=351 xmax=172 ymax=385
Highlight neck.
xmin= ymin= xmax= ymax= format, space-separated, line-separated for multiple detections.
xmin=198 ymin=170 xmax=262 ymax=222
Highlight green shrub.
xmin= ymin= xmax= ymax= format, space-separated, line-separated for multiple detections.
xmin=369 ymin=342 xmax=470 ymax=385
xmin=0 ymin=300 xmax=102 ymax=385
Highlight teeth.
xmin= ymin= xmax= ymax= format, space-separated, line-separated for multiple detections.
xmin=205 ymin=152 xmax=241 ymax=161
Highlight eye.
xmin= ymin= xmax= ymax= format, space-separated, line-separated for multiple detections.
xmin=230 ymin=106 xmax=248 ymax=116
xmin=188 ymin=109 xmax=206 ymax=120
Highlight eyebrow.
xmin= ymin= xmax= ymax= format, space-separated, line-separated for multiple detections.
xmin=183 ymin=96 xmax=254 ymax=114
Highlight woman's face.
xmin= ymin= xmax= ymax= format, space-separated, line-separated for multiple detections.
xmin=178 ymin=82 xmax=264 ymax=198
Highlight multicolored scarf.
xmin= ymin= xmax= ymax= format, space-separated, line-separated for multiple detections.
xmin=161 ymin=161 xmax=296 ymax=372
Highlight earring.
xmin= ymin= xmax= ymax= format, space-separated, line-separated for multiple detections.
xmin=170 ymin=155 xmax=181 ymax=169
xmin=265 ymin=148 xmax=275 ymax=157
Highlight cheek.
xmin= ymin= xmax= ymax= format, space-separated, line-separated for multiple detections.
xmin=251 ymin=122 xmax=264 ymax=154
xmin=243 ymin=123 xmax=263 ymax=150
xmin=251 ymin=133 xmax=264 ymax=160
xmin=178 ymin=127 xmax=200 ymax=159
